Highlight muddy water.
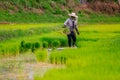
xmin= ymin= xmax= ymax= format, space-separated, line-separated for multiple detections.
xmin=0 ymin=49 xmax=65 ymax=80
xmin=0 ymin=53 xmax=64 ymax=80
xmin=0 ymin=53 xmax=55 ymax=80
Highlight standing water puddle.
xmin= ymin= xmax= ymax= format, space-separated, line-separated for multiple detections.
xmin=0 ymin=53 xmax=63 ymax=80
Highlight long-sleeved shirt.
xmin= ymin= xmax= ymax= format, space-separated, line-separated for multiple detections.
xmin=64 ymin=18 xmax=78 ymax=32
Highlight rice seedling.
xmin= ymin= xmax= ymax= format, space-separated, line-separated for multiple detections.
xmin=35 ymin=49 xmax=48 ymax=62
xmin=0 ymin=23 xmax=120 ymax=80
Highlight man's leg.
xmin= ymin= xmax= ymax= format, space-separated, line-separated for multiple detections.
xmin=67 ymin=34 xmax=72 ymax=47
xmin=71 ymin=32 xmax=76 ymax=47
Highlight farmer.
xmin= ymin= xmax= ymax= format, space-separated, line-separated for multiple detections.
xmin=64 ymin=12 xmax=79 ymax=47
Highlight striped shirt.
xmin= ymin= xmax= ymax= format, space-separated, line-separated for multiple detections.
xmin=64 ymin=18 xmax=78 ymax=31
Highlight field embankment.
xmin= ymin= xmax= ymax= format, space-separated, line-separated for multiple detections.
xmin=0 ymin=0 xmax=120 ymax=23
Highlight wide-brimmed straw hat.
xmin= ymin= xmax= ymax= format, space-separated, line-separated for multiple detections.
xmin=68 ymin=12 xmax=78 ymax=18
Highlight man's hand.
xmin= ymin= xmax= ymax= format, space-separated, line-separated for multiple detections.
xmin=77 ymin=32 xmax=80 ymax=35
xmin=62 ymin=25 xmax=66 ymax=28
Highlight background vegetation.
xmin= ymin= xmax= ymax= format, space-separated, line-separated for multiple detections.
xmin=0 ymin=0 xmax=120 ymax=23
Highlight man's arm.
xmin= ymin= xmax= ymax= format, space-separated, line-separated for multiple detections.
xmin=75 ymin=18 xmax=79 ymax=35
xmin=63 ymin=19 xmax=69 ymax=28
xmin=75 ymin=25 xmax=79 ymax=35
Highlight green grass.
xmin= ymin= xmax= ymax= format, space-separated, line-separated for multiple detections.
xmin=0 ymin=23 xmax=120 ymax=80
xmin=0 ymin=10 xmax=120 ymax=24
xmin=34 ymin=24 xmax=120 ymax=80
xmin=0 ymin=24 xmax=120 ymax=54
xmin=35 ymin=24 xmax=120 ymax=80
xmin=0 ymin=11 xmax=66 ymax=23
xmin=0 ymin=23 xmax=63 ymax=41
xmin=0 ymin=23 xmax=62 ymax=30
xmin=35 ymin=39 xmax=120 ymax=80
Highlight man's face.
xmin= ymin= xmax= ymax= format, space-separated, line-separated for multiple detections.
xmin=71 ymin=16 xmax=76 ymax=20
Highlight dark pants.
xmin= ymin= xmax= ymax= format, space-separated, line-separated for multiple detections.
xmin=67 ymin=31 xmax=76 ymax=47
